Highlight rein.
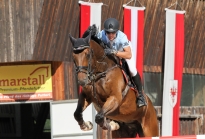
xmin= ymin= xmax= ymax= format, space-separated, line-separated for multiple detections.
xmin=73 ymin=44 xmax=129 ymax=108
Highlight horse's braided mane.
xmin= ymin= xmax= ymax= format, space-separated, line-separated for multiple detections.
xmin=91 ymin=36 xmax=107 ymax=49
xmin=81 ymin=30 xmax=135 ymax=90
xmin=82 ymin=30 xmax=107 ymax=49
xmin=82 ymin=31 xmax=120 ymax=65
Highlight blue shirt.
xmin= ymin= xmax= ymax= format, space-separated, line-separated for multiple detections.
xmin=97 ymin=30 xmax=130 ymax=52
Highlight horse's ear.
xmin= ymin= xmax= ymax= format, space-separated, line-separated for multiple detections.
xmin=84 ymin=33 xmax=91 ymax=44
xmin=69 ymin=34 xmax=77 ymax=46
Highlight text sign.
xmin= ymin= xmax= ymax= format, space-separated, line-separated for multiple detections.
xmin=0 ymin=64 xmax=52 ymax=101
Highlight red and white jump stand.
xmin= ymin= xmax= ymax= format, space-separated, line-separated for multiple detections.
xmin=114 ymin=135 xmax=205 ymax=139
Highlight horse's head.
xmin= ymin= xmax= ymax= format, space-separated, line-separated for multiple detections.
xmin=69 ymin=33 xmax=115 ymax=87
xmin=69 ymin=34 xmax=92 ymax=86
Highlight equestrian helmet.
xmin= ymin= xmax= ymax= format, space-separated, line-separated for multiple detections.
xmin=103 ymin=18 xmax=119 ymax=33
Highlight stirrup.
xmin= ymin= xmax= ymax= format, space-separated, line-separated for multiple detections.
xmin=137 ymin=95 xmax=147 ymax=107
xmin=138 ymin=102 xmax=147 ymax=107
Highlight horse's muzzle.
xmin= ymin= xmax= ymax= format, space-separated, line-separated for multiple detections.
xmin=78 ymin=80 xmax=86 ymax=86
xmin=78 ymin=79 xmax=90 ymax=86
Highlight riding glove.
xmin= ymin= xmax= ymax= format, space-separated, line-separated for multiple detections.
xmin=82 ymin=24 xmax=98 ymax=38
xmin=104 ymin=48 xmax=117 ymax=55
xmin=90 ymin=24 xmax=98 ymax=36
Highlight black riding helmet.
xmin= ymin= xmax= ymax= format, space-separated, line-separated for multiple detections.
xmin=103 ymin=18 xmax=119 ymax=33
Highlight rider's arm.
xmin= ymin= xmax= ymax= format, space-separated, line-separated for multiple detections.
xmin=115 ymin=46 xmax=132 ymax=59
xmin=114 ymin=31 xmax=132 ymax=59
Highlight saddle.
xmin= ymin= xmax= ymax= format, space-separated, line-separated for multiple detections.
xmin=119 ymin=59 xmax=138 ymax=90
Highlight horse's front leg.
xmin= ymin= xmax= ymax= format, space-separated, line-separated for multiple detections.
xmin=95 ymin=96 xmax=120 ymax=131
xmin=74 ymin=92 xmax=92 ymax=131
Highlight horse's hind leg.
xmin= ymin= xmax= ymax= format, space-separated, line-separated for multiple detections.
xmin=74 ymin=93 xmax=92 ymax=131
xmin=142 ymin=120 xmax=159 ymax=137
xmin=112 ymin=122 xmax=139 ymax=138
xmin=141 ymin=107 xmax=159 ymax=137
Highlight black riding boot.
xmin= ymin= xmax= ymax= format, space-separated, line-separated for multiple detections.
xmin=132 ymin=74 xmax=147 ymax=107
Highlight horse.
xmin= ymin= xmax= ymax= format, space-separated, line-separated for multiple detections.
xmin=69 ymin=33 xmax=159 ymax=138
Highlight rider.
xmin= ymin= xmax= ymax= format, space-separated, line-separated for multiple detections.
xmin=85 ymin=18 xmax=146 ymax=108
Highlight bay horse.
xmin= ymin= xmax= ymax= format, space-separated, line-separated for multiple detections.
xmin=69 ymin=33 xmax=159 ymax=137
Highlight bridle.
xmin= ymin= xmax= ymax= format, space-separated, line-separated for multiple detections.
xmin=74 ymin=43 xmax=129 ymax=108
xmin=73 ymin=44 xmax=119 ymax=87
xmin=74 ymin=45 xmax=120 ymax=108
xmin=73 ymin=45 xmax=93 ymax=86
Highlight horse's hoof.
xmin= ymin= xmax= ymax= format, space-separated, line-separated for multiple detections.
xmin=80 ymin=121 xmax=93 ymax=131
xmin=109 ymin=121 xmax=120 ymax=131
xmin=95 ymin=113 xmax=104 ymax=124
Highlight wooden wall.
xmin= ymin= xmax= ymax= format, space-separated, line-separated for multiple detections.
xmin=33 ymin=0 xmax=205 ymax=74
xmin=52 ymin=61 xmax=78 ymax=100
xmin=156 ymin=106 xmax=205 ymax=135
xmin=0 ymin=0 xmax=44 ymax=62
xmin=0 ymin=0 xmax=204 ymax=74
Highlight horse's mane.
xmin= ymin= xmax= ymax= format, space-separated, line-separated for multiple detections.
xmin=82 ymin=30 xmax=107 ymax=48
xmin=82 ymin=31 xmax=120 ymax=65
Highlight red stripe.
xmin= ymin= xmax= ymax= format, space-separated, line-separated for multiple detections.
xmin=137 ymin=10 xmax=144 ymax=81
xmin=79 ymin=86 xmax=82 ymax=94
xmin=115 ymin=135 xmax=197 ymax=139
xmin=173 ymin=13 xmax=184 ymax=136
xmin=161 ymin=135 xmax=196 ymax=139
xmin=80 ymin=5 xmax=90 ymax=37
xmin=79 ymin=4 xmax=91 ymax=93
xmin=123 ymin=8 xmax=131 ymax=40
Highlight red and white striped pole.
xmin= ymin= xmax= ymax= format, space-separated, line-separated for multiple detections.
xmin=123 ymin=5 xmax=145 ymax=80
xmin=162 ymin=8 xmax=185 ymax=136
xmin=114 ymin=135 xmax=205 ymax=139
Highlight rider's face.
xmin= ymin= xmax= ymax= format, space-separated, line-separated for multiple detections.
xmin=106 ymin=31 xmax=116 ymax=41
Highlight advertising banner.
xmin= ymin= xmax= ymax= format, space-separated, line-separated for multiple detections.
xmin=0 ymin=64 xmax=52 ymax=102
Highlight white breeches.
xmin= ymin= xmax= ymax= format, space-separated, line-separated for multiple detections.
xmin=125 ymin=41 xmax=138 ymax=77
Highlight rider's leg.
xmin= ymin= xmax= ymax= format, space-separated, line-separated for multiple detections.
xmin=132 ymin=73 xmax=147 ymax=107
xmin=125 ymin=42 xmax=147 ymax=107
